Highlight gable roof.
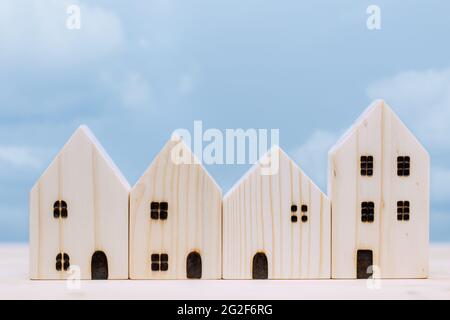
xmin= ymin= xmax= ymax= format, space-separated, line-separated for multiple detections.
xmin=329 ymin=99 xmax=429 ymax=156
xmin=131 ymin=135 xmax=222 ymax=192
xmin=32 ymin=125 xmax=130 ymax=191
xmin=224 ymin=145 xmax=326 ymax=200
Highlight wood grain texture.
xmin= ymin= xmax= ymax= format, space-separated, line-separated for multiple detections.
xmin=129 ymin=138 xmax=222 ymax=279
xmin=223 ymin=147 xmax=331 ymax=279
xmin=29 ymin=126 xmax=130 ymax=280
xmin=3 ymin=244 xmax=450 ymax=299
xmin=329 ymin=100 xmax=429 ymax=279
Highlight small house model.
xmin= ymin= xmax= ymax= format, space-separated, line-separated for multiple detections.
xmin=223 ymin=146 xmax=331 ymax=279
xmin=29 ymin=125 xmax=130 ymax=280
xmin=129 ymin=136 xmax=222 ymax=279
xmin=328 ymin=100 xmax=429 ymax=279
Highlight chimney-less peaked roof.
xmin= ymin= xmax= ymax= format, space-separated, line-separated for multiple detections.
xmin=32 ymin=125 xmax=130 ymax=191
xmin=329 ymin=99 xmax=429 ymax=157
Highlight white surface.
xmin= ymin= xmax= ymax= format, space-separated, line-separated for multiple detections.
xmin=1 ymin=244 xmax=450 ymax=299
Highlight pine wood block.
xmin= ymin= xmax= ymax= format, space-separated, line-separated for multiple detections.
xmin=129 ymin=137 xmax=222 ymax=279
xmin=328 ymin=100 xmax=429 ymax=279
xmin=223 ymin=147 xmax=331 ymax=279
xmin=29 ymin=126 xmax=130 ymax=280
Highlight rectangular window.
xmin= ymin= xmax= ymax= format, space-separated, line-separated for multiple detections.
xmin=397 ymin=201 xmax=410 ymax=221
xmin=397 ymin=156 xmax=410 ymax=176
xmin=360 ymin=156 xmax=373 ymax=176
xmin=361 ymin=202 xmax=374 ymax=223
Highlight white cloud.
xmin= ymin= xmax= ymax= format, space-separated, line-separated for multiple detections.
xmin=367 ymin=68 xmax=450 ymax=150
xmin=0 ymin=0 xmax=124 ymax=67
xmin=291 ymin=130 xmax=338 ymax=190
xmin=0 ymin=146 xmax=48 ymax=169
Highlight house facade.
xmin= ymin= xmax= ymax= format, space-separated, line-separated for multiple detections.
xmin=129 ymin=137 xmax=222 ymax=279
xmin=223 ymin=147 xmax=331 ymax=279
xmin=328 ymin=100 xmax=429 ymax=279
xmin=29 ymin=126 xmax=130 ymax=280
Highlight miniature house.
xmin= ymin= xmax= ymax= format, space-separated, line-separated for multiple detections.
xmin=223 ymin=146 xmax=331 ymax=279
xmin=29 ymin=125 xmax=130 ymax=280
xmin=129 ymin=136 xmax=222 ymax=279
xmin=328 ymin=100 xmax=429 ymax=279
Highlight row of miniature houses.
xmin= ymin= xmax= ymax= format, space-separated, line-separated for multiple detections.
xmin=29 ymin=100 xmax=429 ymax=280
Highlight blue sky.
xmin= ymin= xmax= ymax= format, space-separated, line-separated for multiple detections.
xmin=1 ymin=0 xmax=449 ymax=241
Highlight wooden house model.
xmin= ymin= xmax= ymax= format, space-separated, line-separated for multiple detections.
xmin=129 ymin=136 xmax=222 ymax=279
xmin=29 ymin=125 xmax=130 ymax=280
xmin=328 ymin=100 xmax=429 ymax=279
xmin=223 ymin=146 xmax=331 ymax=279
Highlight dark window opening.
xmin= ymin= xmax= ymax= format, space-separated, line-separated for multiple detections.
xmin=361 ymin=202 xmax=375 ymax=223
xmin=397 ymin=201 xmax=410 ymax=221
xmin=357 ymin=250 xmax=373 ymax=279
xmin=186 ymin=251 xmax=202 ymax=279
xmin=55 ymin=252 xmax=70 ymax=271
xmin=91 ymin=251 xmax=108 ymax=279
xmin=151 ymin=253 xmax=169 ymax=272
xmin=301 ymin=215 xmax=308 ymax=223
xmin=360 ymin=156 xmax=374 ymax=176
xmin=150 ymin=201 xmax=168 ymax=220
xmin=291 ymin=215 xmax=297 ymax=223
xmin=252 ymin=252 xmax=268 ymax=279
xmin=53 ymin=200 xmax=68 ymax=219
xmin=397 ymin=156 xmax=410 ymax=176
xmin=291 ymin=205 xmax=297 ymax=212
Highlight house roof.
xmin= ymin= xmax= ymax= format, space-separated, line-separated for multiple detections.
xmin=328 ymin=99 xmax=429 ymax=157
xmin=224 ymin=145 xmax=326 ymax=200
xmin=131 ymin=134 xmax=222 ymax=193
xmin=31 ymin=125 xmax=130 ymax=191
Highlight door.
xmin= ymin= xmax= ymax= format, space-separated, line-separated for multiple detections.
xmin=356 ymin=250 xmax=373 ymax=279
xmin=252 ymin=252 xmax=268 ymax=279
xmin=186 ymin=251 xmax=202 ymax=279
xmin=91 ymin=251 xmax=108 ymax=280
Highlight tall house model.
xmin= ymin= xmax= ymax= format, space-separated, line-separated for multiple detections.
xmin=328 ymin=100 xmax=429 ymax=279
xmin=29 ymin=126 xmax=130 ymax=279
xmin=223 ymin=147 xmax=331 ymax=279
xmin=129 ymin=137 xmax=222 ymax=279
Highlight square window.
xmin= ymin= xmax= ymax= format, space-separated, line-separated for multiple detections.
xmin=160 ymin=202 xmax=168 ymax=210
xmin=159 ymin=210 xmax=168 ymax=220
xmin=151 ymin=209 xmax=159 ymax=220
xmin=291 ymin=205 xmax=297 ymax=212
xmin=150 ymin=202 xmax=169 ymax=220
xmin=151 ymin=202 xmax=159 ymax=209
xmin=301 ymin=205 xmax=308 ymax=212
xmin=291 ymin=215 xmax=298 ymax=223
xmin=160 ymin=263 xmax=168 ymax=271
xmin=151 ymin=263 xmax=160 ymax=271
xmin=301 ymin=215 xmax=308 ymax=223
xmin=151 ymin=254 xmax=160 ymax=262
xmin=160 ymin=254 xmax=168 ymax=262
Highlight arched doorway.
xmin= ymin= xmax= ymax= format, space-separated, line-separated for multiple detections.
xmin=186 ymin=251 xmax=202 ymax=279
xmin=91 ymin=251 xmax=108 ymax=280
xmin=252 ymin=252 xmax=268 ymax=279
